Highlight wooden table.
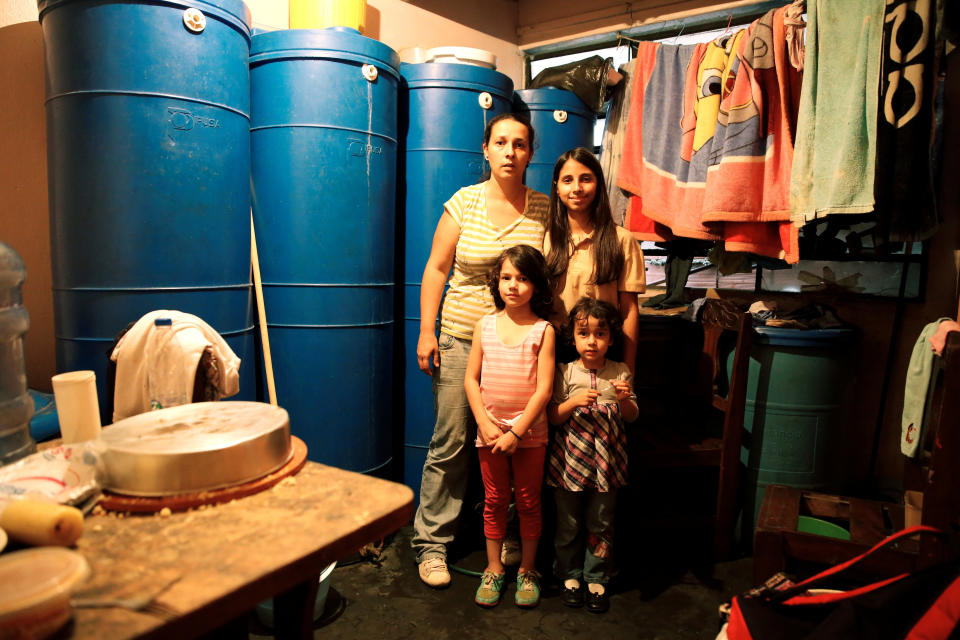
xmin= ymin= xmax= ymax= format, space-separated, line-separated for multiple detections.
xmin=67 ymin=462 xmax=414 ymax=640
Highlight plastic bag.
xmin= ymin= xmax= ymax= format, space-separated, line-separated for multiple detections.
xmin=529 ymin=55 xmax=613 ymax=114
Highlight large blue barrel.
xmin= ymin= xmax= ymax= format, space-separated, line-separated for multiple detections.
xmin=737 ymin=327 xmax=858 ymax=534
xmin=39 ymin=0 xmax=256 ymax=417
xmin=250 ymin=28 xmax=399 ymax=475
xmin=512 ymin=88 xmax=596 ymax=195
xmin=400 ymin=63 xmax=513 ymax=500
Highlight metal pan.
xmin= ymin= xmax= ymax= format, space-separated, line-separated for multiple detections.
xmin=101 ymin=402 xmax=291 ymax=497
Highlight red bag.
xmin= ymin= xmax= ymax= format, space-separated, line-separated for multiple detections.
xmin=723 ymin=526 xmax=960 ymax=640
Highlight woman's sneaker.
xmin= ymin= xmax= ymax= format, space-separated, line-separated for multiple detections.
xmin=418 ymin=557 xmax=451 ymax=588
xmin=475 ymin=570 xmax=506 ymax=607
xmin=515 ymin=569 xmax=542 ymax=608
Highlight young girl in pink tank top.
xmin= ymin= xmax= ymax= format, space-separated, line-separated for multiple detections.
xmin=464 ymin=244 xmax=556 ymax=609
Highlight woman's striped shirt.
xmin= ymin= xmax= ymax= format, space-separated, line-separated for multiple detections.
xmin=439 ymin=183 xmax=548 ymax=340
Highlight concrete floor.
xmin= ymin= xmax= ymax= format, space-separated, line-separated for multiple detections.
xmin=250 ymin=522 xmax=756 ymax=640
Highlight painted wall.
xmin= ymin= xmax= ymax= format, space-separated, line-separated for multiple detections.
xmin=0 ymin=3 xmax=50 ymax=393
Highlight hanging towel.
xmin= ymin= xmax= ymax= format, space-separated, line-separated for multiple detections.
xmin=901 ymin=318 xmax=951 ymax=457
xmin=619 ymin=42 xmax=720 ymax=241
xmin=625 ymin=195 xmax=674 ymax=242
xmin=873 ymin=0 xmax=940 ymax=245
xmin=619 ymin=42 xmax=674 ymax=242
xmin=110 ymin=309 xmax=241 ymax=422
xmin=701 ymin=7 xmax=804 ymax=263
xmin=790 ymin=0 xmax=886 ymax=226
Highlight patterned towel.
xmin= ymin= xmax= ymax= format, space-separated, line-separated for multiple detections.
xmin=702 ymin=7 xmax=803 ymax=263
xmin=873 ymin=0 xmax=940 ymax=244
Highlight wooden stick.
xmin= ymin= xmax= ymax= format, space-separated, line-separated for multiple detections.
xmin=250 ymin=214 xmax=277 ymax=406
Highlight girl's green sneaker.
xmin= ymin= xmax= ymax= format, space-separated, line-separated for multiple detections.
xmin=515 ymin=569 xmax=542 ymax=608
xmin=475 ymin=570 xmax=506 ymax=607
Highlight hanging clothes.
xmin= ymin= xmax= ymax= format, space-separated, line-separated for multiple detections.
xmin=872 ymin=0 xmax=941 ymax=245
xmin=790 ymin=0 xmax=886 ymax=227
xmin=618 ymin=21 xmax=803 ymax=263
xmin=618 ymin=41 xmax=721 ymax=241
xmin=901 ymin=318 xmax=953 ymax=457
xmin=599 ymin=58 xmax=636 ymax=226
xmin=619 ymin=42 xmax=674 ymax=242
xmin=701 ymin=6 xmax=803 ymax=263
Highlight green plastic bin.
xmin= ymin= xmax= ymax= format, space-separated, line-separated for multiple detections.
xmin=734 ymin=326 xmax=858 ymax=538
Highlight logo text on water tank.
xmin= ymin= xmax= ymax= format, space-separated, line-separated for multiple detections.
xmin=167 ymin=108 xmax=221 ymax=139
xmin=348 ymin=138 xmax=382 ymax=157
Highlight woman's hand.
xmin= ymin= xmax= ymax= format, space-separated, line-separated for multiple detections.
xmin=491 ymin=430 xmax=520 ymax=456
xmin=417 ymin=332 xmax=440 ymax=375
xmin=610 ymin=379 xmax=633 ymax=401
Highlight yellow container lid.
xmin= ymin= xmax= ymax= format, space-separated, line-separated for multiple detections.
xmin=289 ymin=0 xmax=366 ymax=32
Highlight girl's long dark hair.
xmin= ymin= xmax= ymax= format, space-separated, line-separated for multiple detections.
xmin=488 ymin=245 xmax=553 ymax=320
xmin=544 ymin=147 xmax=624 ymax=286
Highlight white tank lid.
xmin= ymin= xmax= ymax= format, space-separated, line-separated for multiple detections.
xmin=398 ymin=47 xmax=428 ymax=64
xmin=425 ymin=46 xmax=497 ymax=69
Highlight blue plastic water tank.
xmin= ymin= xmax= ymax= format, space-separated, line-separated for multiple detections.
xmin=38 ymin=0 xmax=256 ymax=417
xmin=400 ymin=63 xmax=513 ymax=499
xmin=513 ymin=88 xmax=596 ymax=195
xmin=250 ymin=28 xmax=400 ymax=475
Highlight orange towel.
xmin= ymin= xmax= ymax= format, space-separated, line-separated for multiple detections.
xmin=701 ymin=7 xmax=802 ymax=263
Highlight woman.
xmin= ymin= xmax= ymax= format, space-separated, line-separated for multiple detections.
xmin=543 ymin=147 xmax=645 ymax=374
xmin=412 ymin=113 xmax=549 ymax=588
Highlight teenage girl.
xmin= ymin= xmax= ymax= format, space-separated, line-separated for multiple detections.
xmin=547 ymin=297 xmax=638 ymax=613
xmin=464 ymin=244 xmax=556 ymax=608
xmin=544 ymin=147 xmax=646 ymax=373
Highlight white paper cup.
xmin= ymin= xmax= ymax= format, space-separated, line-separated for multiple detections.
xmin=51 ymin=371 xmax=102 ymax=443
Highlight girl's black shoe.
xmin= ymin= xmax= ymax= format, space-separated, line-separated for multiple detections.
xmin=585 ymin=589 xmax=609 ymax=613
xmin=561 ymin=584 xmax=584 ymax=608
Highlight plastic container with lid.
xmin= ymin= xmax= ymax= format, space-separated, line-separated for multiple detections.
xmin=289 ymin=0 xmax=366 ymax=32
xmin=0 ymin=242 xmax=35 ymax=465
xmin=425 ymin=46 xmax=497 ymax=69
xmin=0 ymin=547 xmax=90 ymax=638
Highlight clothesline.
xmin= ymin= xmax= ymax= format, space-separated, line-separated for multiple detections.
xmin=615 ymin=0 xmax=804 ymax=48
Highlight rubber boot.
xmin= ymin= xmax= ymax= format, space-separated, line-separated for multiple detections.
xmin=642 ymin=254 xmax=672 ymax=308
xmin=657 ymin=254 xmax=692 ymax=309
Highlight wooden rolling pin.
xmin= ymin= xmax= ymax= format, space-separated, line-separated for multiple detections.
xmin=0 ymin=499 xmax=83 ymax=546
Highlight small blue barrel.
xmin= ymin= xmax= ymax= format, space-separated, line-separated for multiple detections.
xmin=513 ymin=88 xmax=596 ymax=195
xmin=250 ymin=28 xmax=399 ymax=475
xmin=400 ymin=63 xmax=513 ymax=499
xmin=737 ymin=327 xmax=858 ymax=534
xmin=39 ymin=0 xmax=256 ymax=416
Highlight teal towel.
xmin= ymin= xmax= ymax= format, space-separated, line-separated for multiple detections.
xmin=901 ymin=318 xmax=951 ymax=457
xmin=790 ymin=0 xmax=885 ymax=226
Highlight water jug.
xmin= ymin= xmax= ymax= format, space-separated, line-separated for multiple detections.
xmin=0 ymin=242 xmax=35 ymax=465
